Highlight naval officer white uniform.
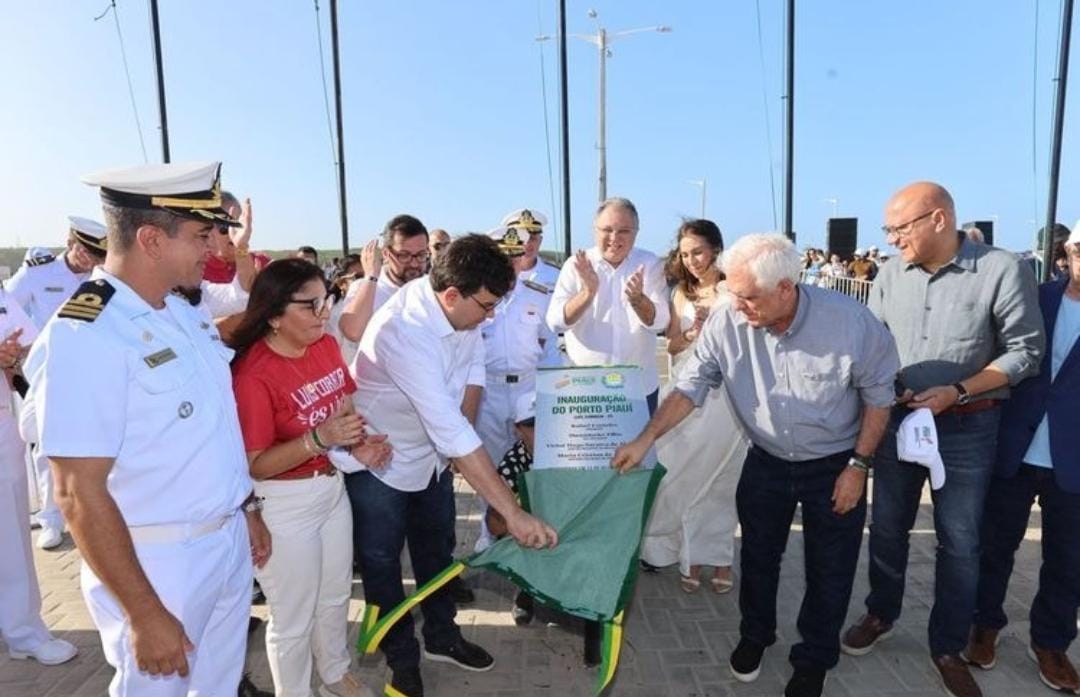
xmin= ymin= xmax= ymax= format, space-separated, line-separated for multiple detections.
xmin=23 ymin=161 xmax=269 ymax=697
xmin=8 ymin=217 xmax=108 ymax=548
xmin=476 ymin=227 xmax=558 ymax=471
xmin=0 ymin=284 xmax=78 ymax=666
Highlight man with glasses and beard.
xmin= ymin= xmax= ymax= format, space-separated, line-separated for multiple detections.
xmin=8 ymin=216 xmax=107 ymax=550
xmin=842 ymin=181 xmax=1044 ymax=697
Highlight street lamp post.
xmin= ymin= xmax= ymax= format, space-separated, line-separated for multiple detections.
xmin=539 ymin=11 xmax=671 ymax=203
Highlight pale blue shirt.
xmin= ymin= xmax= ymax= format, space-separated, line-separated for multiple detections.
xmin=1023 ymin=293 xmax=1080 ymax=468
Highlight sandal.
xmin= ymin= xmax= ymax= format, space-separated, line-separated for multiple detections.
xmin=709 ymin=567 xmax=734 ymax=595
xmin=680 ymin=565 xmax=702 ymax=593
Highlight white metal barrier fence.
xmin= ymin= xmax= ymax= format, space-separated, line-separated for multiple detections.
xmin=800 ymin=271 xmax=873 ymax=304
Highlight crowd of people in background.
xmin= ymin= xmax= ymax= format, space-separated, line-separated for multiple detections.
xmin=2 ymin=163 xmax=1080 ymax=697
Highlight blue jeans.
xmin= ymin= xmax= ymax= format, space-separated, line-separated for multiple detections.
xmin=345 ymin=469 xmax=459 ymax=671
xmin=974 ymin=464 xmax=1080 ymax=650
xmin=736 ymin=446 xmax=865 ymax=671
xmin=865 ymin=407 xmax=1000 ymax=656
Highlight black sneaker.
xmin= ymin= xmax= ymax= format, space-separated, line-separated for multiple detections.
xmin=389 ymin=667 xmax=424 ymax=697
xmin=423 ymin=638 xmax=494 ymax=672
xmin=238 ymin=672 xmax=274 ymax=697
xmin=512 ymin=590 xmax=534 ymax=626
xmin=785 ymin=667 xmax=827 ymax=697
xmin=730 ymin=637 xmax=766 ymax=682
xmin=639 ymin=559 xmax=661 ymax=573
xmin=447 ymin=576 xmax=475 ymax=605
xmin=251 ymin=580 xmax=266 ymax=605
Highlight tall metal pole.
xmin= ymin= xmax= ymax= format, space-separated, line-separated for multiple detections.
xmin=329 ymin=0 xmax=350 ymax=255
xmin=782 ymin=0 xmax=794 ymax=239
xmin=597 ymin=29 xmax=608 ymax=203
xmin=559 ymin=0 xmax=572 ymax=258
xmin=700 ymin=178 xmax=707 ymax=218
xmin=1042 ymin=0 xmax=1074 ymax=281
xmin=148 ymin=0 xmax=170 ymax=163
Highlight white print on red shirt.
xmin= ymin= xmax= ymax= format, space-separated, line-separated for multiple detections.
xmin=290 ymin=367 xmax=348 ymax=427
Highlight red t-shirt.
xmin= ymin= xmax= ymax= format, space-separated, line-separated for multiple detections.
xmin=203 ymin=254 xmax=237 ymax=283
xmin=232 ymin=334 xmax=357 ymax=479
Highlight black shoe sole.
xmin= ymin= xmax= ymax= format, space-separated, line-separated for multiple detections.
xmin=422 ymin=648 xmax=494 ymax=673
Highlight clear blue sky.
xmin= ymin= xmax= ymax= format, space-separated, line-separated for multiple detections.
xmin=2 ymin=1 xmax=1078 ymax=255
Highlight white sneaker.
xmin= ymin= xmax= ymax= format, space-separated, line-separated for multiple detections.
xmin=10 ymin=638 xmax=78 ymax=665
xmin=37 ymin=523 xmax=63 ymax=550
xmin=319 ymin=673 xmax=375 ymax=697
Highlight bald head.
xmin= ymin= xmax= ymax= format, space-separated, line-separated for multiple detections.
xmin=883 ymin=181 xmax=961 ymax=268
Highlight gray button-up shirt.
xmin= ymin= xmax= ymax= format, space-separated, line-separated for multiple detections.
xmin=674 ymin=284 xmax=899 ymax=462
xmin=868 ymin=235 xmax=1044 ymax=400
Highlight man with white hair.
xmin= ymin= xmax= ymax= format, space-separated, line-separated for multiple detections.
xmin=613 ymin=233 xmax=900 ymax=697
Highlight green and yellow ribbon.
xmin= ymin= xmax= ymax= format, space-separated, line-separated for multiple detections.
xmin=357 ymin=561 xmax=466 ymax=655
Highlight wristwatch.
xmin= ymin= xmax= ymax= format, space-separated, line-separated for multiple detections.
xmin=953 ymin=382 xmax=971 ymax=406
xmin=242 ymin=495 xmax=264 ymax=514
xmin=847 ymin=453 xmax=872 ymax=473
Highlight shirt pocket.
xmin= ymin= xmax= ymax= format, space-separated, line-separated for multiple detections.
xmin=940 ymin=301 xmax=982 ymax=344
xmin=794 ymin=359 xmax=852 ymax=405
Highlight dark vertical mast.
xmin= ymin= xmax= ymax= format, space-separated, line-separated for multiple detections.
xmin=148 ymin=0 xmax=170 ymax=162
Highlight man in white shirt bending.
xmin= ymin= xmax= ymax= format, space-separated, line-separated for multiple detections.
xmin=546 ymin=197 xmax=670 ymax=411
xmin=350 ymin=234 xmax=557 ymax=697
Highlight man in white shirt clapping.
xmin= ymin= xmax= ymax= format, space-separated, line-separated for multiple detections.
xmin=546 ymin=197 xmax=670 ymax=411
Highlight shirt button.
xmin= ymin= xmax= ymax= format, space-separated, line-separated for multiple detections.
xmin=925 ymin=306 xmax=931 ymax=311
xmin=922 ymin=335 xmax=929 ymax=340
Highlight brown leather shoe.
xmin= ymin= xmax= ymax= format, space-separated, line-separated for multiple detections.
xmin=1028 ymin=644 xmax=1080 ymax=694
xmin=841 ymin=613 xmax=894 ymax=656
xmin=961 ymin=626 xmax=999 ymax=670
xmin=931 ymin=654 xmax=982 ymax=697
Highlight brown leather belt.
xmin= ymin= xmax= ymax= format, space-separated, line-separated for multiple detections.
xmin=945 ymin=398 xmax=1000 ymax=415
xmin=273 ymin=462 xmax=336 ymax=480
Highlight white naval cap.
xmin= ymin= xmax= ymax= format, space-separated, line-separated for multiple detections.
xmin=23 ymin=246 xmax=54 ymax=263
xmin=854 ymin=248 xmax=866 ymax=257
xmin=487 ymin=226 xmax=526 ymax=257
xmin=500 ymin=208 xmax=547 ymax=234
xmin=1069 ymin=222 xmax=1080 ymax=247
xmin=81 ymin=161 xmax=239 ymax=227
xmin=68 ymin=216 xmax=108 ymax=255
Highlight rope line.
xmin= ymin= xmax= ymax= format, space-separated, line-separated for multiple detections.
xmin=95 ymin=0 xmax=148 ymax=163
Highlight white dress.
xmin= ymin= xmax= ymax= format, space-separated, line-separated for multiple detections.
xmin=641 ymin=288 xmax=749 ymax=575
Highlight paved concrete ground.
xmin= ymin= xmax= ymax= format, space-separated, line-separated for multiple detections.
xmin=2 ymin=476 xmax=1070 ymax=697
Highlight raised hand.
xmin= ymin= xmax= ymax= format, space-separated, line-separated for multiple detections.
xmin=230 ymin=198 xmax=253 ymax=251
xmin=362 ymin=239 xmax=382 ymax=278
xmin=1 ymin=329 xmax=25 ymax=369
xmin=624 ymin=264 xmax=646 ymax=304
xmin=574 ymin=250 xmax=599 ymax=297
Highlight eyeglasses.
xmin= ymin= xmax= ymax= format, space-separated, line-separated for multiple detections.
xmin=594 ymin=225 xmax=637 ymax=237
xmin=467 ymin=294 xmax=501 ymax=313
xmin=386 ymin=247 xmax=430 ymax=264
xmin=289 ymin=295 xmax=331 ymax=316
xmin=881 ymin=209 xmax=937 ymax=238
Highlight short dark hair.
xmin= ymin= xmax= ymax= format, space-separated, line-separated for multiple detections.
xmin=227 ymin=258 xmax=326 ymax=360
xmin=381 ymin=214 xmax=428 ymax=248
xmin=101 ymin=204 xmax=183 ymax=252
xmin=297 ymin=245 xmax=319 ymax=261
xmin=220 ymin=190 xmax=241 ymax=211
xmin=430 ymin=234 xmax=514 ymax=298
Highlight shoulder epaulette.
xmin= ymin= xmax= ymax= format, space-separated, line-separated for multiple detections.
xmin=26 ymin=255 xmax=55 ymax=267
xmin=523 ymin=279 xmax=551 ymax=295
xmin=57 ymin=279 xmax=115 ymax=322
xmin=541 ymin=258 xmax=560 ymax=268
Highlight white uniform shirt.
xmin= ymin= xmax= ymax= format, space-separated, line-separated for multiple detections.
xmin=520 ymin=258 xmax=560 ymax=292
xmin=336 ymin=269 xmax=404 ymax=364
xmin=481 ymin=275 xmax=558 ymax=376
xmin=546 ymin=246 xmax=670 ymax=393
xmin=351 ymin=278 xmax=485 ymax=492
xmin=7 ymin=255 xmax=87 ymax=329
xmin=0 ymin=285 xmax=38 ymax=412
xmin=23 ymin=269 xmax=251 ymax=527
xmin=200 ymin=277 xmax=249 ymax=319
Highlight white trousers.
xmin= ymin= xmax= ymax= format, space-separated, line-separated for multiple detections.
xmin=0 ymin=410 xmax=53 ymax=652
xmin=31 ymin=445 xmax=63 ymax=529
xmin=254 ymin=472 xmax=353 ymax=697
xmin=82 ymin=512 xmax=253 ymax=697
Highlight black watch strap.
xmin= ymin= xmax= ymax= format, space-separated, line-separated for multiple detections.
xmin=953 ymin=382 xmax=971 ymax=405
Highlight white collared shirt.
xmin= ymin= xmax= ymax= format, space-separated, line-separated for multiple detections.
xmin=520 ymin=257 xmax=560 ymax=292
xmin=6 ymin=255 xmax=87 ymax=329
xmin=23 ymin=268 xmax=251 ymax=527
xmin=481 ymin=275 xmax=558 ymax=376
xmin=351 ymin=278 xmax=485 ymax=492
xmin=335 ymin=268 xmax=405 ymax=364
xmin=200 ymin=276 xmax=249 ymax=319
xmin=546 ymin=246 xmax=670 ymax=393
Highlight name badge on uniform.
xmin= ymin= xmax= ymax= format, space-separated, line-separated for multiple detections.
xmin=143 ymin=348 xmax=178 ymax=368
xmin=45 ymin=286 xmax=65 ymax=292
xmin=0 ymin=307 xmax=7 ymax=315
